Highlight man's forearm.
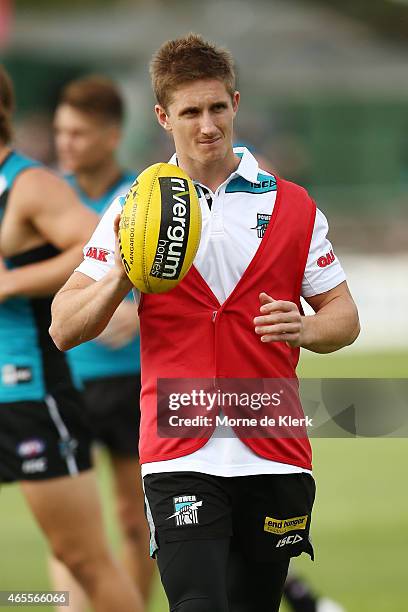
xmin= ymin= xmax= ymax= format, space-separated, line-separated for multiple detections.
xmin=1 ymin=246 xmax=85 ymax=299
xmin=50 ymin=269 xmax=132 ymax=351
xmin=300 ymin=295 xmax=360 ymax=354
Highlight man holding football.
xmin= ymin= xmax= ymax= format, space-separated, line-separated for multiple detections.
xmin=50 ymin=34 xmax=360 ymax=612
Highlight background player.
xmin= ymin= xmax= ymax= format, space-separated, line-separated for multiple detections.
xmin=50 ymin=34 xmax=360 ymax=612
xmin=0 ymin=65 xmax=143 ymax=612
xmin=52 ymin=75 xmax=154 ymax=608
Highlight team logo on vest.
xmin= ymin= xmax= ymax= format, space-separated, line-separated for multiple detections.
xmin=150 ymin=177 xmax=191 ymax=280
xmin=264 ymin=514 xmax=308 ymax=535
xmin=251 ymin=213 xmax=271 ymax=238
xmin=166 ymin=495 xmax=203 ymax=526
xmin=317 ymin=250 xmax=335 ymax=268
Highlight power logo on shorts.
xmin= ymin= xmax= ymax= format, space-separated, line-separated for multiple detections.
xmin=17 ymin=438 xmax=46 ymax=458
xmin=166 ymin=494 xmax=203 ymax=526
xmin=264 ymin=514 xmax=308 ymax=535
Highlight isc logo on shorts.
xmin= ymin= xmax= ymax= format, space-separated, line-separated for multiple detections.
xmin=264 ymin=514 xmax=308 ymax=535
xmin=21 ymin=457 xmax=47 ymax=474
xmin=276 ymin=534 xmax=303 ymax=548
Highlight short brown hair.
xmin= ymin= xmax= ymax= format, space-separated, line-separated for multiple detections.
xmin=0 ymin=65 xmax=15 ymax=144
xmin=150 ymin=33 xmax=236 ymax=109
xmin=58 ymin=75 xmax=124 ymax=124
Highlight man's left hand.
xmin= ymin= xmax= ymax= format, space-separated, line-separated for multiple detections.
xmin=253 ymin=292 xmax=303 ymax=347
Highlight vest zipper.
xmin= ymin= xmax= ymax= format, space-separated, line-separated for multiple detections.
xmin=212 ymin=311 xmax=218 ymax=385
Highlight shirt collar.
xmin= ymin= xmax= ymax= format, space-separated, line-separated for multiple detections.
xmin=168 ymin=146 xmax=259 ymax=186
xmin=230 ymin=146 xmax=259 ymax=183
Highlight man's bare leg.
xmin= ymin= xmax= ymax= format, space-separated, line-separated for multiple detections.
xmin=21 ymin=470 xmax=143 ymax=612
xmin=48 ymin=557 xmax=87 ymax=612
xmin=110 ymin=454 xmax=156 ymax=602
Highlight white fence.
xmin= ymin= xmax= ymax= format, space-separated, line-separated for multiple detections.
xmin=303 ymin=254 xmax=408 ymax=352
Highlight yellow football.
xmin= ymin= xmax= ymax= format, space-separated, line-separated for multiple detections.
xmin=118 ymin=163 xmax=201 ymax=293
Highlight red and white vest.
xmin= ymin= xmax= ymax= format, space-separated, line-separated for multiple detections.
xmin=138 ymin=177 xmax=316 ymax=470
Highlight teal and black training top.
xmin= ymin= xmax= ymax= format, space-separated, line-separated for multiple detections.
xmin=66 ymin=172 xmax=141 ymax=382
xmin=0 ymin=151 xmax=77 ymax=402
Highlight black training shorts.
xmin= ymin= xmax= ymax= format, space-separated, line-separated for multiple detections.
xmin=82 ymin=373 xmax=141 ymax=457
xmin=143 ymin=470 xmax=315 ymax=562
xmin=0 ymin=386 xmax=92 ymax=483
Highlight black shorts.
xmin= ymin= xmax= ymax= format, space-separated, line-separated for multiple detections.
xmin=82 ymin=373 xmax=141 ymax=457
xmin=143 ymin=470 xmax=315 ymax=563
xmin=0 ymin=387 xmax=92 ymax=483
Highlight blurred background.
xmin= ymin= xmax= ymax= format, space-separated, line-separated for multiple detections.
xmin=1 ymin=1 xmax=407 ymax=611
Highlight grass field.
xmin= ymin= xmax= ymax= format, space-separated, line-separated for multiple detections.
xmin=1 ymin=350 xmax=407 ymax=611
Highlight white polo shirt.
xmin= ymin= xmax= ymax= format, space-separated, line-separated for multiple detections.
xmin=76 ymin=147 xmax=346 ymax=477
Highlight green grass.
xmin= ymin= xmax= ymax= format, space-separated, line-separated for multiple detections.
xmin=1 ymin=352 xmax=407 ymax=611
xmin=298 ymin=349 xmax=408 ymax=378
xmin=284 ymin=438 xmax=408 ymax=611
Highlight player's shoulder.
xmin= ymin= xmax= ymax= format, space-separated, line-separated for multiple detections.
xmin=1 ymin=150 xmax=40 ymax=177
xmin=274 ymin=175 xmax=318 ymax=213
xmin=11 ymin=164 xmax=78 ymax=214
xmin=14 ymin=163 xmax=64 ymax=192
